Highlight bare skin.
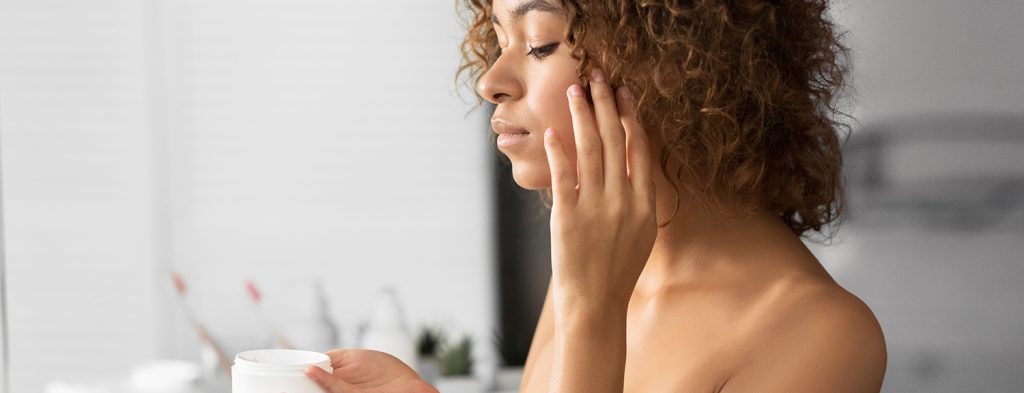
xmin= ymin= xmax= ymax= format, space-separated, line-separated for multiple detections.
xmin=520 ymin=211 xmax=888 ymax=392
xmin=485 ymin=1 xmax=886 ymax=391
xmin=307 ymin=0 xmax=887 ymax=391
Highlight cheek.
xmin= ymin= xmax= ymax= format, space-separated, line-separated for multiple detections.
xmin=525 ymin=64 xmax=581 ymax=154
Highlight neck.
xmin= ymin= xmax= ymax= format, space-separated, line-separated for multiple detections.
xmin=634 ymin=158 xmax=825 ymax=300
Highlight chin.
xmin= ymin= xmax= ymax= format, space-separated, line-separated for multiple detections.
xmin=508 ymin=158 xmax=553 ymax=190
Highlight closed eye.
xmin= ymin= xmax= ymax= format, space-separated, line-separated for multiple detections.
xmin=527 ymin=43 xmax=558 ymax=60
xmin=493 ymin=42 xmax=558 ymax=62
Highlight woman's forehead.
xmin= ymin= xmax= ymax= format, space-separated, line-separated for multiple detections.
xmin=491 ymin=0 xmax=565 ymax=27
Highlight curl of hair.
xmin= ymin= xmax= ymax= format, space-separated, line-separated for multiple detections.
xmin=456 ymin=0 xmax=852 ymax=238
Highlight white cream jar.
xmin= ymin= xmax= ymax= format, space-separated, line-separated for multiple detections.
xmin=232 ymin=349 xmax=332 ymax=393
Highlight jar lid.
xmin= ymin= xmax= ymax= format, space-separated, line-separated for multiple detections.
xmin=233 ymin=349 xmax=332 ymax=373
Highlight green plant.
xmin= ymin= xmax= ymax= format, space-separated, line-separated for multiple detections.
xmin=492 ymin=328 xmax=530 ymax=367
xmin=437 ymin=334 xmax=474 ymax=376
xmin=417 ymin=324 xmax=446 ymax=357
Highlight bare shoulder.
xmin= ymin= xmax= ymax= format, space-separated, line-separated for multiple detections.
xmin=721 ymin=277 xmax=888 ymax=393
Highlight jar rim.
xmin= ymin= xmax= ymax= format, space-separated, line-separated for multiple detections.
xmin=233 ymin=349 xmax=331 ymax=372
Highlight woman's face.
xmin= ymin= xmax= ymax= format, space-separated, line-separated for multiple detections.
xmin=476 ymin=0 xmax=582 ymax=190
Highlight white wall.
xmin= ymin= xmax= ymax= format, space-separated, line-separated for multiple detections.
xmin=0 ymin=0 xmax=497 ymax=391
xmin=816 ymin=1 xmax=1024 ymax=391
xmin=158 ymin=0 xmax=497 ymax=366
xmin=835 ymin=0 xmax=1024 ymax=125
xmin=0 ymin=0 xmax=162 ymax=390
xmin=0 ymin=79 xmax=9 ymax=393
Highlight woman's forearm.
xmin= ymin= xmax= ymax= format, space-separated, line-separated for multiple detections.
xmin=549 ymin=302 xmax=629 ymax=393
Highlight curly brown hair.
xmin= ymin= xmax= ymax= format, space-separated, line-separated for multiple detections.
xmin=456 ymin=0 xmax=852 ymax=238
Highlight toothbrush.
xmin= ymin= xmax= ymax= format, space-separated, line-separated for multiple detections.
xmin=170 ymin=272 xmax=233 ymax=377
xmin=244 ymin=279 xmax=296 ymax=349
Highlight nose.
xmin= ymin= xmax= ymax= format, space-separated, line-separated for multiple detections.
xmin=476 ymin=55 xmax=523 ymax=104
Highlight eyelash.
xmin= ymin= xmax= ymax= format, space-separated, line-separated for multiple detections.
xmin=527 ymin=43 xmax=558 ymax=59
xmin=496 ymin=43 xmax=558 ymax=60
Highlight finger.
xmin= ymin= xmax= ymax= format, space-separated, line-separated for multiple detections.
xmin=306 ymin=365 xmax=358 ymax=393
xmin=616 ymin=86 xmax=653 ymax=196
xmin=544 ymin=127 xmax=579 ymax=205
xmin=588 ymin=68 xmax=628 ymax=190
xmin=325 ymin=348 xmax=353 ymax=368
xmin=567 ymin=83 xmax=603 ymax=190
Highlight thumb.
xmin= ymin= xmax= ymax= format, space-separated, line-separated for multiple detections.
xmin=305 ymin=365 xmax=358 ymax=393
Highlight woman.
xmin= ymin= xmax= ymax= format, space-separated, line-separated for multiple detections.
xmin=305 ymin=0 xmax=887 ymax=391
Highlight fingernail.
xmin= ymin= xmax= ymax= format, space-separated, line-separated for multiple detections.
xmin=568 ymin=84 xmax=584 ymax=97
xmin=591 ymin=68 xmax=605 ymax=83
xmin=305 ymin=367 xmax=321 ymax=382
xmin=545 ymin=128 xmax=555 ymax=137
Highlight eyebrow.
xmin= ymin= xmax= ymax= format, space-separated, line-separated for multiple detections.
xmin=491 ymin=0 xmax=563 ymax=27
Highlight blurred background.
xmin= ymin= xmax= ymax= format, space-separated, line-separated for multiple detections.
xmin=0 ymin=0 xmax=1021 ymax=392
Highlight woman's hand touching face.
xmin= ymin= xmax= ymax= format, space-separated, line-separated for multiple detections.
xmin=305 ymin=349 xmax=437 ymax=393
xmin=543 ymin=67 xmax=659 ymax=315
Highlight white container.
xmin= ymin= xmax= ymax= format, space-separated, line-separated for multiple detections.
xmin=231 ymin=349 xmax=332 ymax=393
xmin=131 ymin=359 xmax=201 ymax=392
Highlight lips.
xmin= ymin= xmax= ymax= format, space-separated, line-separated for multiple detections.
xmin=491 ymin=119 xmax=529 ymax=135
